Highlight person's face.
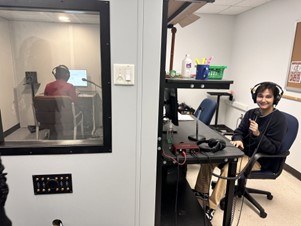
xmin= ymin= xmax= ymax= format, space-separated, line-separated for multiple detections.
xmin=256 ymin=88 xmax=274 ymax=111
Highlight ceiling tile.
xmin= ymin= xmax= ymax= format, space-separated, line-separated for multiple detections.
xmin=237 ymin=0 xmax=271 ymax=7
xmin=196 ymin=4 xmax=230 ymax=14
xmin=219 ymin=6 xmax=252 ymax=15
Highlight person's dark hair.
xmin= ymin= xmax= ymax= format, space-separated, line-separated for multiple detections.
xmin=255 ymin=82 xmax=279 ymax=99
xmin=251 ymin=82 xmax=283 ymax=105
xmin=52 ymin=65 xmax=70 ymax=81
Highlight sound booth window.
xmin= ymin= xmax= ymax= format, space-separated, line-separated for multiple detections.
xmin=0 ymin=0 xmax=112 ymax=155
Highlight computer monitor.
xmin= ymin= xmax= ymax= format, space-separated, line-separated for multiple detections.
xmin=164 ymin=88 xmax=179 ymax=126
xmin=68 ymin=69 xmax=88 ymax=87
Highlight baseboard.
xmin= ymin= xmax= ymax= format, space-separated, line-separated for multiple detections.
xmin=4 ymin=123 xmax=20 ymax=137
xmin=284 ymin=164 xmax=301 ymax=181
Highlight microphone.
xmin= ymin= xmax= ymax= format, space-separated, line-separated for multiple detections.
xmin=253 ymin=109 xmax=261 ymax=122
xmin=82 ymin=78 xmax=101 ymax=88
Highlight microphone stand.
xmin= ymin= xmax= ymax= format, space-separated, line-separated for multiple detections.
xmin=188 ymin=109 xmax=205 ymax=141
xmin=91 ymin=82 xmax=101 ymax=89
xmin=82 ymin=78 xmax=101 ymax=89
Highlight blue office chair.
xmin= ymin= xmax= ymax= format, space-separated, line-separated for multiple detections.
xmin=219 ymin=112 xmax=298 ymax=218
xmin=194 ymin=98 xmax=217 ymax=125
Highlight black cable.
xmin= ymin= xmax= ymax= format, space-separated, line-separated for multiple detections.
xmin=223 ymin=110 xmax=275 ymax=225
xmin=189 ymin=150 xmax=210 ymax=226
xmin=210 ymin=111 xmax=275 ymax=181
xmin=174 ymin=156 xmax=180 ymax=226
xmin=189 ymin=111 xmax=275 ymax=226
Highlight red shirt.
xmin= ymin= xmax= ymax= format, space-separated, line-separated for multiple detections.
xmin=44 ymin=80 xmax=77 ymax=102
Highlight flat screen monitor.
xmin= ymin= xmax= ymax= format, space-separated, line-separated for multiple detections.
xmin=164 ymin=88 xmax=179 ymax=126
xmin=68 ymin=69 xmax=88 ymax=87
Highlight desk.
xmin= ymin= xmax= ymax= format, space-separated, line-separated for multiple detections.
xmin=207 ymin=91 xmax=234 ymax=135
xmin=159 ymin=120 xmax=244 ymax=226
xmin=78 ymin=91 xmax=101 ymax=137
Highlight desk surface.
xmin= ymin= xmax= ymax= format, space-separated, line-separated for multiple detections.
xmin=165 ymin=79 xmax=233 ymax=89
xmin=78 ymin=90 xmax=97 ymax=97
xmin=159 ymin=120 xmax=243 ymax=226
xmin=163 ymin=120 xmax=243 ymax=163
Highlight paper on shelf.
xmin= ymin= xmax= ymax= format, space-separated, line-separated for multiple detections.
xmin=178 ymin=113 xmax=194 ymax=121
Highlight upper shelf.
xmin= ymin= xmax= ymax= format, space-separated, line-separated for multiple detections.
xmin=165 ymin=78 xmax=233 ymax=89
xmin=168 ymin=0 xmax=215 ymax=27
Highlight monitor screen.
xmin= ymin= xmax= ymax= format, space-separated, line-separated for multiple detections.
xmin=68 ymin=69 xmax=88 ymax=87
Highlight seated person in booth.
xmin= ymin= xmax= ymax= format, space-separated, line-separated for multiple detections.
xmin=193 ymin=82 xmax=287 ymax=221
xmin=0 ymin=157 xmax=12 ymax=226
xmin=44 ymin=65 xmax=77 ymax=102
xmin=42 ymin=65 xmax=80 ymax=139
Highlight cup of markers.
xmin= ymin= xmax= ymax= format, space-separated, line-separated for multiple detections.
xmin=195 ymin=57 xmax=213 ymax=80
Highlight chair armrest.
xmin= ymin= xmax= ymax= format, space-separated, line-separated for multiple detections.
xmin=244 ymin=151 xmax=290 ymax=175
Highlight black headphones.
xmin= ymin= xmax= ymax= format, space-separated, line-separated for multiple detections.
xmin=52 ymin=65 xmax=70 ymax=80
xmin=251 ymin=82 xmax=283 ymax=105
xmin=197 ymin=138 xmax=226 ymax=153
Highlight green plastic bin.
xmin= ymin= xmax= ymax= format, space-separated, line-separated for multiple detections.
xmin=208 ymin=65 xmax=227 ymax=80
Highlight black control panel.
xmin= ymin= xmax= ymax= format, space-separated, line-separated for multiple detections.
xmin=32 ymin=173 xmax=72 ymax=195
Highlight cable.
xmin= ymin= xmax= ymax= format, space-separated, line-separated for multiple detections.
xmin=209 ymin=111 xmax=274 ymax=181
xmin=189 ymin=150 xmax=210 ymax=225
xmin=161 ymin=149 xmax=187 ymax=165
xmin=174 ymin=160 xmax=180 ymax=226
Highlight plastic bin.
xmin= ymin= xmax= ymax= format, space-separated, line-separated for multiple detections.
xmin=208 ymin=65 xmax=227 ymax=80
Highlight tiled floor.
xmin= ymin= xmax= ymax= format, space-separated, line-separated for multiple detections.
xmin=186 ymin=164 xmax=301 ymax=226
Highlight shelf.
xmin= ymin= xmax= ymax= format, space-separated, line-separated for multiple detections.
xmin=161 ymin=166 xmax=211 ymax=226
xmin=165 ymin=78 xmax=233 ymax=89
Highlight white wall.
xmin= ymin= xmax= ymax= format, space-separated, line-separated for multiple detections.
xmin=2 ymin=0 xmax=162 ymax=226
xmin=226 ymin=0 xmax=301 ymax=172
xmin=166 ymin=14 xmax=235 ymax=124
xmin=172 ymin=0 xmax=301 ymax=172
xmin=8 ymin=21 xmax=100 ymax=127
xmin=0 ymin=18 xmax=19 ymax=129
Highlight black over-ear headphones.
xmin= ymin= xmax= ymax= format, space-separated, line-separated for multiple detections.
xmin=52 ymin=65 xmax=70 ymax=80
xmin=250 ymin=82 xmax=283 ymax=105
xmin=197 ymin=138 xmax=226 ymax=153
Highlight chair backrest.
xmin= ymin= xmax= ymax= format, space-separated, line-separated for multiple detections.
xmin=271 ymin=112 xmax=299 ymax=174
xmin=194 ymin=98 xmax=217 ymax=125
xmin=279 ymin=112 xmax=299 ymax=153
xmin=250 ymin=111 xmax=298 ymax=178
xmin=33 ymin=95 xmax=75 ymax=129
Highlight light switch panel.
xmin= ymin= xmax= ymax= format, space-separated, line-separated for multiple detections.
xmin=114 ymin=64 xmax=135 ymax=85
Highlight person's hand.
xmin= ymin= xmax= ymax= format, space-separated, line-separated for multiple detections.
xmin=230 ymin=140 xmax=244 ymax=150
xmin=249 ymin=119 xmax=260 ymax=136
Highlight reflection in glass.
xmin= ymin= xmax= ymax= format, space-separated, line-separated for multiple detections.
xmin=0 ymin=9 xmax=103 ymax=143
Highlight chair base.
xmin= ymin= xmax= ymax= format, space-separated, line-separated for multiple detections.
xmin=212 ymin=181 xmax=272 ymax=218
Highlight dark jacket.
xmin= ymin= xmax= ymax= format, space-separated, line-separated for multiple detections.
xmin=0 ymin=157 xmax=12 ymax=226
xmin=232 ymin=108 xmax=287 ymax=170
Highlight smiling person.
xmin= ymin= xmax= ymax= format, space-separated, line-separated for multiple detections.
xmin=193 ymin=82 xmax=287 ymax=221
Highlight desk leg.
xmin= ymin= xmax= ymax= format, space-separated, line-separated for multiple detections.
xmin=214 ymin=95 xmax=221 ymax=127
xmin=91 ymin=99 xmax=96 ymax=136
xmin=222 ymin=159 xmax=237 ymax=226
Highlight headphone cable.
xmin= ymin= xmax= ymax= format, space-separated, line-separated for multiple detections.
xmin=210 ymin=111 xmax=274 ymax=181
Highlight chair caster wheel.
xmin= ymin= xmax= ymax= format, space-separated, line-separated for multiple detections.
xmin=260 ymin=211 xmax=267 ymax=218
xmin=267 ymin=194 xmax=273 ymax=200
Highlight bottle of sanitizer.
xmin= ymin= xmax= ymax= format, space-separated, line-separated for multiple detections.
xmin=181 ymin=54 xmax=192 ymax=78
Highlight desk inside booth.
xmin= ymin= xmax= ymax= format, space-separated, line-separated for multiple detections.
xmin=160 ymin=119 xmax=243 ymax=226
xmin=78 ymin=91 xmax=101 ymax=137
